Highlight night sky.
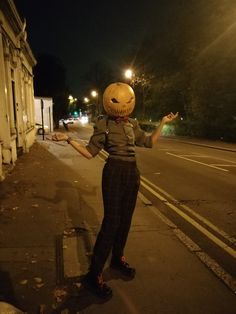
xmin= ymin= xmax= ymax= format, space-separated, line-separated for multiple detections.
xmin=15 ymin=0 xmax=167 ymax=96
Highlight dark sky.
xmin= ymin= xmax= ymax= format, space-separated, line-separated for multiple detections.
xmin=15 ymin=0 xmax=166 ymax=96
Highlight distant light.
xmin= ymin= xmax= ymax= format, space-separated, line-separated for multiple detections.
xmin=84 ymin=97 xmax=89 ymax=103
xmin=68 ymin=95 xmax=73 ymax=100
xmin=124 ymin=69 xmax=133 ymax=79
xmin=149 ymin=119 xmax=152 ymax=122
xmin=80 ymin=115 xmax=88 ymax=124
xmin=91 ymin=90 xmax=98 ymax=97
xmin=180 ymin=117 xmax=184 ymax=120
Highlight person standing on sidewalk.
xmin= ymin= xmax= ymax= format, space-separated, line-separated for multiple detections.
xmin=52 ymin=82 xmax=178 ymax=299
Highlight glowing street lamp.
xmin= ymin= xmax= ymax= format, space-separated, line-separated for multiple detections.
xmin=68 ymin=94 xmax=77 ymax=105
xmin=91 ymin=90 xmax=98 ymax=98
xmin=91 ymin=90 xmax=100 ymax=115
xmin=84 ymin=97 xmax=89 ymax=103
xmin=68 ymin=95 xmax=73 ymax=104
xmin=124 ymin=69 xmax=133 ymax=80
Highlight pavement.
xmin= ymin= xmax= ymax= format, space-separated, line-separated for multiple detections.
xmin=0 ymin=130 xmax=236 ymax=313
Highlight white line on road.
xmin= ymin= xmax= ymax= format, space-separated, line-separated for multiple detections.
xmin=140 ymin=179 xmax=236 ymax=259
xmin=138 ymin=191 xmax=236 ymax=294
xmin=208 ymin=156 xmax=236 ymax=164
xmin=141 ymin=176 xmax=236 ymax=246
xmin=166 ymin=152 xmax=229 ymax=172
xmin=179 ymin=155 xmax=210 ymax=158
xmin=210 ymin=164 xmax=236 ymax=167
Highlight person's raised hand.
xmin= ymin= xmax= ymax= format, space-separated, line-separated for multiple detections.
xmin=52 ymin=132 xmax=68 ymax=141
xmin=162 ymin=112 xmax=178 ymax=124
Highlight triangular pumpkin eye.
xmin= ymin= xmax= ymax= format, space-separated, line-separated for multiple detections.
xmin=111 ymin=98 xmax=119 ymax=103
xmin=127 ymin=97 xmax=134 ymax=103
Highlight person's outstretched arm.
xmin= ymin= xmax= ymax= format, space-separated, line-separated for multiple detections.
xmin=52 ymin=133 xmax=93 ymax=159
xmin=151 ymin=112 xmax=178 ymax=145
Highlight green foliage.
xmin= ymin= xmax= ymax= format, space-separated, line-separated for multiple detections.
xmin=125 ymin=0 xmax=236 ymax=142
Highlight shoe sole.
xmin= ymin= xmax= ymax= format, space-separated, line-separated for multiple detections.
xmin=82 ymin=278 xmax=113 ymax=300
xmin=110 ymin=265 xmax=136 ymax=279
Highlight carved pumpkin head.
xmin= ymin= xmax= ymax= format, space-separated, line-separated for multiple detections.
xmin=103 ymin=82 xmax=135 ymax=117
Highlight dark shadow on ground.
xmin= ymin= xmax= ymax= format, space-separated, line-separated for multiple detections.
xmin=51 ymin=277 xmax=110 ymax=313
xmin=0 ymin=268 xmax=21 ymax=308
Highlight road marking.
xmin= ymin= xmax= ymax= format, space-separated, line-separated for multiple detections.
xmin=100 ymin=149 xmax=109 ymax=158
xmin=141 ymin=176 xmax=236 ymax=246
xmin=98 ymin=154 xmax=106 ymax=162
xmin=165 ymin=138 xmax=236 ymax=153
xmin=166 ymin=152 xmax=229 ymax=172
xmin=211 ymin=164 xmax=236 ymax=167
xmin=179 ymin=154 xmax=210 ymax=158
xmin=209 ymin=156 xmax=236 ymax=164
xmin=140 ymin=179 xmax=236 ymax=259
xmin=138 ymin=191 xmax=236 ymax=294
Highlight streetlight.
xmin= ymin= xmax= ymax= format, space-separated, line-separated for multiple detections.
xmin=91 ymin=90 xmax=100 ymax=115
xmin=84 ymin=97 xmax=89 ymax=103
xmin=91 ymin=90 xmax=98 ymax=98
xmin=68 ymin=95 xmax=74 ymax=105
xmin=68 ymin=95 xmax=78 ymax=117
xmin=124 ymin=69 xmax=133 ymax=80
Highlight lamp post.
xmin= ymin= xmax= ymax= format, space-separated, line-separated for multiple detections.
xmin=91 ymin=90 xmax=99 ymax=115
xmin=68 ymin=95 xmax=78 ymax=117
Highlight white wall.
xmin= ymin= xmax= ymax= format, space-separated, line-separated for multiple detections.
xmin=34 ymin=97 xmax=54 ymax=132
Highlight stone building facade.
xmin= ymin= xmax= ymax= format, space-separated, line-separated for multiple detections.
xmin=0 ymin=0 xmax=36 ymax=180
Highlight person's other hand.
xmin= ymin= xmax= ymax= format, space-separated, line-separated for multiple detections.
xmin=52 ymin=133 xmax=68 ymax=141
xmin=162 ymin=112 xmax=178 ymax=124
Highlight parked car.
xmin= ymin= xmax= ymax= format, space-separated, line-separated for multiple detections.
xmin=35 ymin=123 xmax=50 ymax=135
xmin=67 ymin=118 xmax=74 ymax=124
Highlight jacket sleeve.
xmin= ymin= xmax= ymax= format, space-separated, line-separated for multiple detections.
xmin=86 ymin=119 xmax=106 ymax=156
xmin=132 ymin=119 xmax=153 ymax=148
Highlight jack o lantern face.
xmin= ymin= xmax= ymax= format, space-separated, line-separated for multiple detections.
xmin=103 ymin=82 xmax=135 ymax=117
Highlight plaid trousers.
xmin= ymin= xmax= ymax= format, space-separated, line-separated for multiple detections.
xmin=89 ymin=158 xmax=140 ymax=275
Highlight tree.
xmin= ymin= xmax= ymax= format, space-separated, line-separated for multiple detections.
xmin=81 ymin=62 xmax=114 ymax=115
xmin=129 ymin=72 xmax=154 ymax=120
xmin=33 ymin=54 xmax=69 ymax=127
xmin=125 ymin=0 xmax=236 ymax=141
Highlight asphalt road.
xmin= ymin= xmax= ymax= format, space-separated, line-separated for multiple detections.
xmin=136 ymin=137 xmax=236 ymax=278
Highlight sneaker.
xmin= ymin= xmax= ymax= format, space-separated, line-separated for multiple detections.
xmin=82 ymin=272 xmax=112 ymax=299
xmin=110 ymin=256 xmax=136 ymax=278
